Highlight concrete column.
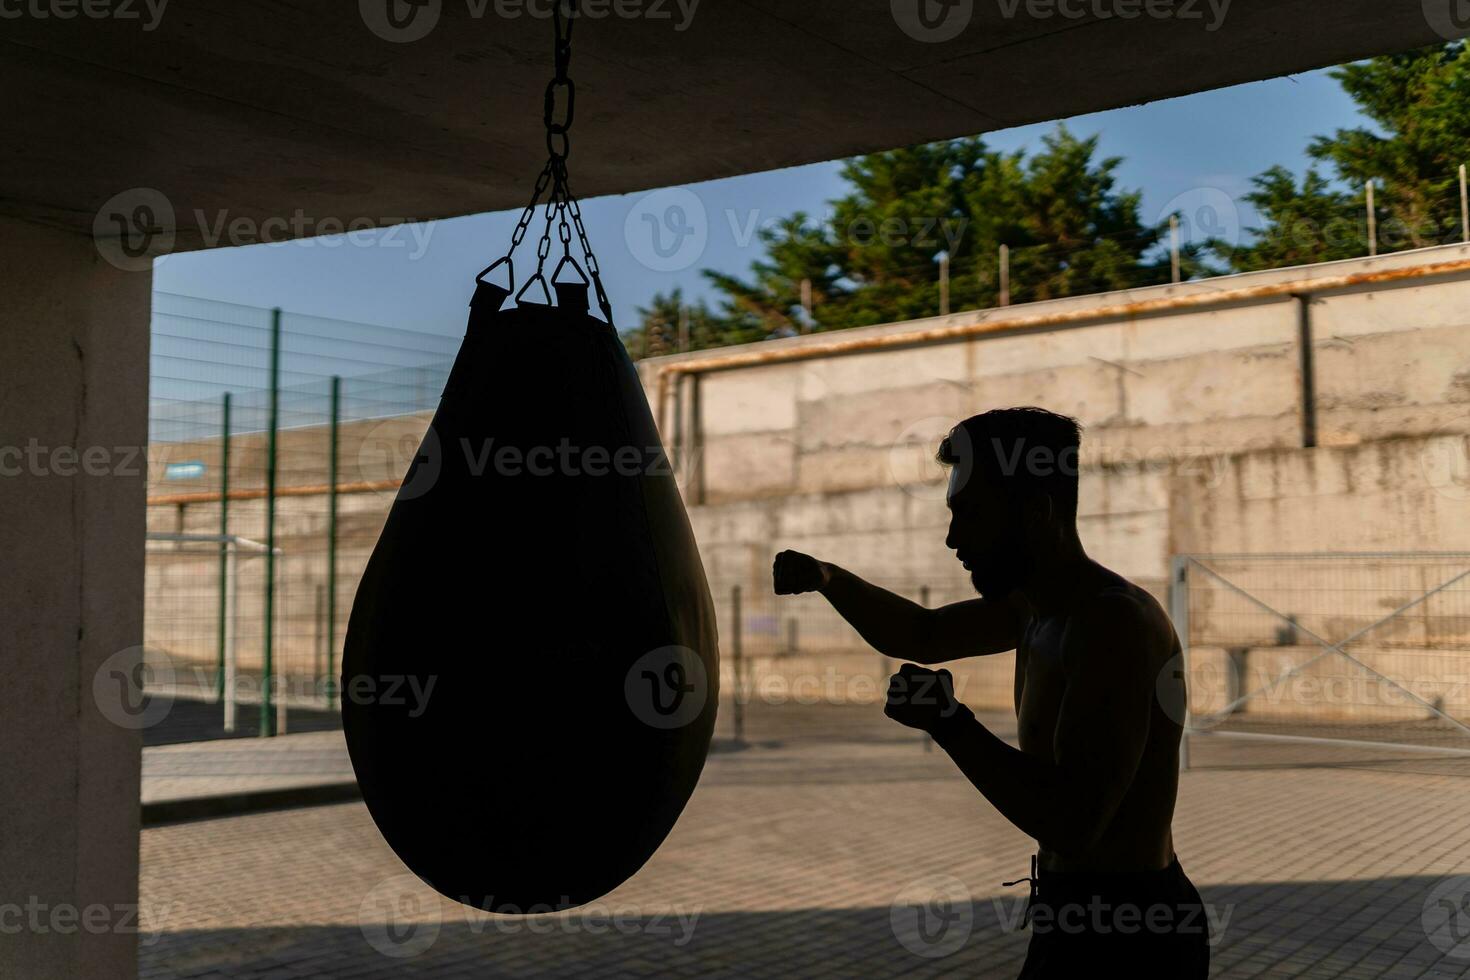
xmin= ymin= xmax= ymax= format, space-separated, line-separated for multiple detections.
xmin=0 ymin=216 xmax=148 ymax=980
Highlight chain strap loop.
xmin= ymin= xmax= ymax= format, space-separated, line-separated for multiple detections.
xmin=481 ymin=0 xmax=614 ymax=326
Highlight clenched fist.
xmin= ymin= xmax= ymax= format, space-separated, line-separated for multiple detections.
xmin=772 ymin=550 xmax=832 ymax=595
xmin=884 ymin=663 xmax=972 ymax=735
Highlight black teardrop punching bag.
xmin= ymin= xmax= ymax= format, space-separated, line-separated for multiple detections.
xmin=342 ymin=271 xmax=720 ymax=912
xmin=342 ymin=8 xmax=718 ymax=906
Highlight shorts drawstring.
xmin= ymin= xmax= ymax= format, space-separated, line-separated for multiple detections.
xmin=1002 ymin=854 xmax=1039 ymax=928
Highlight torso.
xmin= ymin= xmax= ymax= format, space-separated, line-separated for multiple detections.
xmin=1013 ymin=565 xmax=1183 ymax=873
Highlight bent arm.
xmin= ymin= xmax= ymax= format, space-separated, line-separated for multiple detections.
xmin=820 ymin=564 xmax=1023 ymax=664
xmin=929 ymin=594 xmax=1156 ymax=854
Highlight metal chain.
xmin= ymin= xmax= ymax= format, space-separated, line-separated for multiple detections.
xmin=490 ymin=0 xmax=615 ymax=326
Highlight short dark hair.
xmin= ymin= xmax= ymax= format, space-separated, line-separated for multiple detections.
xmin=936 ymin=407 xmax=1082 ymax=522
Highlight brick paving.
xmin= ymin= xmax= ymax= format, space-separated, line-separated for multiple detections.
xmin=139 ymin=705 xmax=1470 ymax=979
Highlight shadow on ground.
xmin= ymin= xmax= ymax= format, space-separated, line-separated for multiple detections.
xmin=139 ymin=875 xmax=1469 ymax=979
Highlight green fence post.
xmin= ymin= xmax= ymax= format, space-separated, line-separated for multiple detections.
xmin=215 ymin=391 xmax=231 ymax=701
xmin=326 ymin=375 xmax=341 ymax=709
xmin=262 ymin=309 xmax=281 ymax=736
xmin=731 ymin=585 xmax=744 ymax=745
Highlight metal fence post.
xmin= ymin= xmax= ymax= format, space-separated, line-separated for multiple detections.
xmin=223 ymin=539 xmax=239 ymax=733
xmin=262 ymin=308 xmax=281 ymax=737
xmin=921 ymin=584 xmax=933 ymax=753
xmin=326 ymin=374 xmax=341 ymax=710
xmin=215 ymin=391 xmax=231 ymax=702
xmin=732 ymin=585 xmax=744 ymax=745
xmin=1170 ymin=555 xmax=1192 ymax=772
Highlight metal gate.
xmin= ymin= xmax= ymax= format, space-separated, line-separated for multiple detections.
xmin=1171 ymin=553 xmax=1470 ymax=768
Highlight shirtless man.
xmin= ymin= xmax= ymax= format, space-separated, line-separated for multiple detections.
xmin=772 ymin=407 xmax=1209 ymax=977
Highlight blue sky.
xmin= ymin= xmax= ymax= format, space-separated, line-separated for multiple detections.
xmin=155 ymin=66 xmax=1370 ymax=341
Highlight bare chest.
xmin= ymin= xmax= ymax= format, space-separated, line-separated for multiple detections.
xmin=1015 ymin=619 xmax=1068 ymax=756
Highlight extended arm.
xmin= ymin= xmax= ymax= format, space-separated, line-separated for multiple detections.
xmin=772 ymin=551 xmax=1023 ymax=665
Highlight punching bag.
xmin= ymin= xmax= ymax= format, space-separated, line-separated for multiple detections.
xmin=341 ymin=267 xmax=720 ymax=911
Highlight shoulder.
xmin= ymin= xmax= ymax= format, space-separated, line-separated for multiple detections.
xmin=1062 ymin=584 xmax=1170 ymax=675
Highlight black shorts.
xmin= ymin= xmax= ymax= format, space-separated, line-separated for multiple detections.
xmin=1013 ymin=855 xmax=1211 ymax=979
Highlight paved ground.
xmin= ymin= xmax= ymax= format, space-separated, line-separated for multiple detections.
xmin=136 ymin=703 xmax=1470 ymax=979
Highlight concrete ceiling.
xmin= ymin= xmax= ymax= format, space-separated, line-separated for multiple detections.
xmin=2 ymin=0 xmax=1458 ymax=250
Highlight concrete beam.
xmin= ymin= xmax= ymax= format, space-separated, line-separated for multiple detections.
xmin=2 ymin=1 xmax=1454 ymax=246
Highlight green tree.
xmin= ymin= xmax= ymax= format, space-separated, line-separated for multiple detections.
xmin=622 ymin=288 xmax=761 ymax=359
xmin=1217 ymin=42 xmax=1470 ymax=270
xmin=1208 ymin=167 xmax=1363 ymax=272
xmin=704 ymin=127 xmax=1189 ymax=335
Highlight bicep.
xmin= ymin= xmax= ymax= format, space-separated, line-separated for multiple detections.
xmin=925 ymin=597 xmax=1024 ymax=661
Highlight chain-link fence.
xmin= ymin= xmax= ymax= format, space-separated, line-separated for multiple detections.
xmin=1174 ymin=553 xmax=1470 ymax=771
xmin=144 ymin=293 xmax=458 ymax=740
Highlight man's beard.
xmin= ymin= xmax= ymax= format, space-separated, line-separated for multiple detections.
xmin=967 ymin=532 xmax=1032 ymax=599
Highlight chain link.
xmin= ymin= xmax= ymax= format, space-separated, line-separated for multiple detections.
xmin=488 ymin=0 xmax=614 ymax=325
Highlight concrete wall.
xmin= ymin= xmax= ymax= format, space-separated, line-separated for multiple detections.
xmin=646 ymin=246 xmax=1470 ymax=603
xmin=141 ymin=247 xmax=1470 ymax=722
xmin=1 ymin=217 xmax=148 ymax=980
